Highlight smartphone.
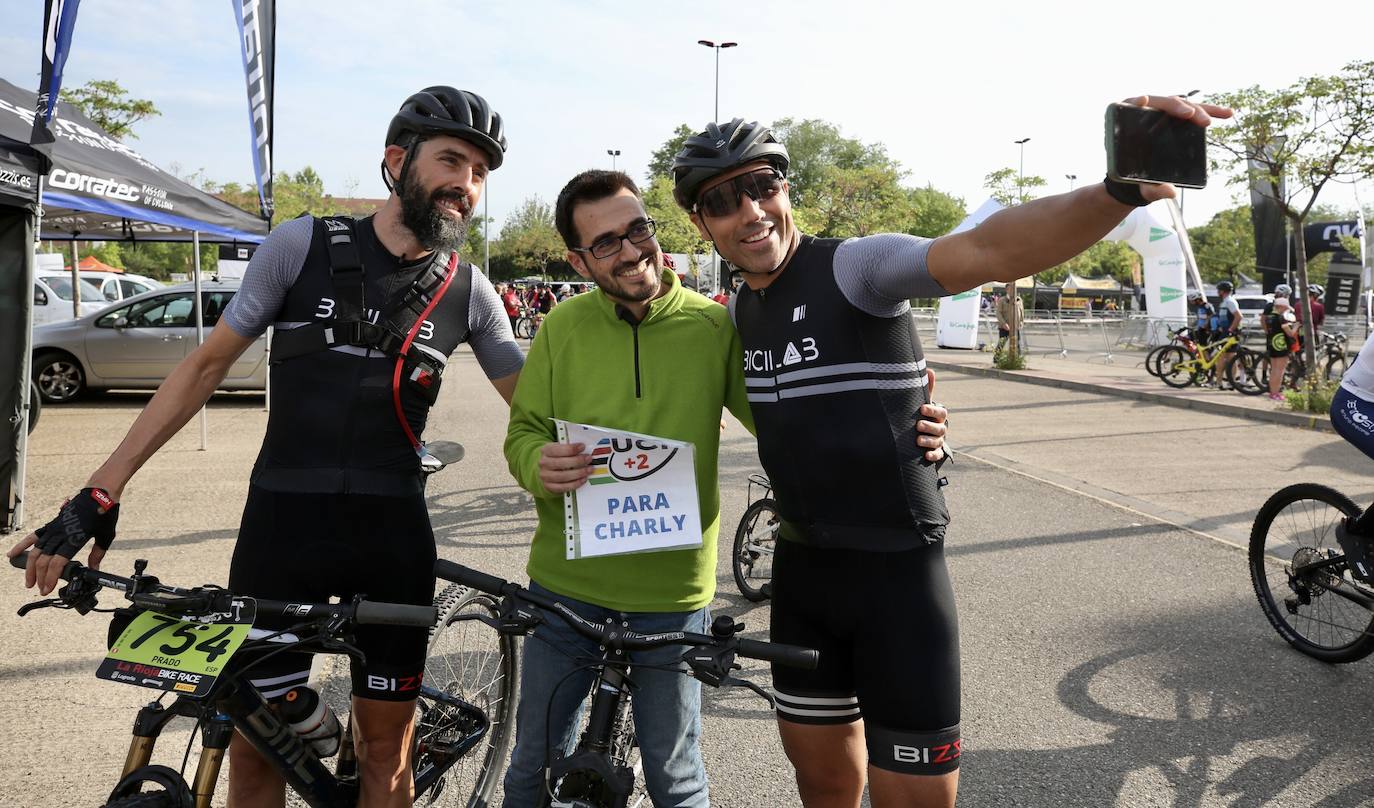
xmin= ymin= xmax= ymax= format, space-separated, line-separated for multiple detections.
xmin=1105 ymin=103 xmax=1207 ymax=189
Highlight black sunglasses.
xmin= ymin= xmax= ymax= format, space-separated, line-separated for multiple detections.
xmin=695 ymin=169 xmax=785 ymax=218
xmin=571 ymin=218 xmax=658 ymax=260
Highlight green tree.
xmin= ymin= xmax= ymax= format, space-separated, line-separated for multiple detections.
xmin=1044 ymin=241 xmax=1138 ymax=286
xmin=768 ymin=118 xmax=895 ymax=207
xmin=796 ymin=163 xmax=913 ymax=238
xmin=983 ymin=167 xmax=1047 ymax=206
xmin=1187 ymin=205 xmax=1256 ymax=284
xmin=462 ymin=214 xmax=492 ymax=270
xmin=1208 ymin=60 xmax=1374 ymax=371
xmin=494 ymin=196 xmax=565 ymax=278
xmin=63 ymin=79 xmax=160 ymax=140
xmin=906 ymin=186 xmax=967 ymax=238
xmin=646 ymin=124 xmax=696 ymax=181
xmin=643 ymin=175 xmax=710 ymax=256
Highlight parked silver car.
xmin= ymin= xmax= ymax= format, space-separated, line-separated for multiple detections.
xmin=31 ymin=280 xmax=267 ymax=403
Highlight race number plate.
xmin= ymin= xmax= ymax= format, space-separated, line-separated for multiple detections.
xmin=96 ymin=599 xmax=255 ymax=698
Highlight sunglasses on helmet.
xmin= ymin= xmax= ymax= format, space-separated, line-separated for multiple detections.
xmin=694 ymin=169 xmax=785 ymax=218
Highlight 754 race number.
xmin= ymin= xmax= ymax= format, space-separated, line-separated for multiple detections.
xmin=96 ymin=599 xmax=255 ymax=698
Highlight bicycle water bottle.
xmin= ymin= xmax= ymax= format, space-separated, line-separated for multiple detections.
xmin=280 ymin=686 xmax=342 ymax=758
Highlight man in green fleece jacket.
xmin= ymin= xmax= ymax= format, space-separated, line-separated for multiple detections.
xmin=501 ymin=170 xmax=948 ymax=805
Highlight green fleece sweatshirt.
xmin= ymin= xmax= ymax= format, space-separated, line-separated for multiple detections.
xmin=505 ymin=270 xmax=753 ymax=612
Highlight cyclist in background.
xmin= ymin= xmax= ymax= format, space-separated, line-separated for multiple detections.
xmin=1332 ymin=330 xmax=1374 ymax=581
xmin=1212 ymin=280 xmax=1242 ymax=387
xmin=1190 ymin=292 xmax=1214 ymax=345
xmin=1263 ymin=297 xmax=1300 ymax=401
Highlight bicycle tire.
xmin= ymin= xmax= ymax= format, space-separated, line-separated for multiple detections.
xmin=420 ymin=583 xmax=519 ymax=807
xmin=1156 ymin=346 xmax=1197 ymax=388
xmin=100 ymin=795 xmax=181 ymax=808
xmin=732 ymin=499 xmax=779 ymax=602
xmin=1144 ymin=344 xmax=1173 ymax=378
xmin=609 ymin=701 xmax=647 ymax=808
xmin=1324 ymin=352 xmax=1349 ymax=382
xmin=1226 ymin=347 xmax=1265 ymax=395
xmin=1248 ymin=483 xmax=1374 ymax=663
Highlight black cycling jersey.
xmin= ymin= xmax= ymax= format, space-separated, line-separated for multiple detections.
xmin=254 ymin=216 xmax=474 ymax=496
xmin=731 ymin=235 xmax=949 ymax=551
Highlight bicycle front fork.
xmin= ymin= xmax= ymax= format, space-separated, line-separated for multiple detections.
xmin=123 ymin=700 xmax=234 ymax=808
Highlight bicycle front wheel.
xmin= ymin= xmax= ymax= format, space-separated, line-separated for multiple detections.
xmin=733 ymin=498 xmax=779 ymax=602
xmin=1156 ymin=346 xmax=1197 ymax=388
xmin=420 ymin=583 xmax=519 ymax=807
xmin=1249 ymin=483 xmax=1374 ymax=663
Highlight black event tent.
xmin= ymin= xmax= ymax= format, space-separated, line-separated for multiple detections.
xmin=0 ymin=76 xmax=268 ymax=533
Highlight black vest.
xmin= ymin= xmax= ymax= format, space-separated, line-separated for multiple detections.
xmin=732 ymin=236 xmax=948 ymax=551
xmin=253 ymin=216 xmax=472 ymax=496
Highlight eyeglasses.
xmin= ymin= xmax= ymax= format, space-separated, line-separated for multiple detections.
xmin=695 ymin=169 xmax=785 ymax=218
xmin=572 ymin=218 xmax=658 ymax=260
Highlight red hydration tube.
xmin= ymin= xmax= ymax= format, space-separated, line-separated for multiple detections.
xmin=392 ymin=253 xmax=459 ymax=451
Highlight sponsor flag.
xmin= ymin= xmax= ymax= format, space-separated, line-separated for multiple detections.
xmin=232 ymin=0 xmax=275 ymax=222
xmin=30 ymin=0 xmax=83 ymax=167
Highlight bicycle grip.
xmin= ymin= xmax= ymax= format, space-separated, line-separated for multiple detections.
xmin=354 ymin=601 xmax=438 ymax=627
xmin=737 ymin=638 xmax=819 ymax=670
xmin=434 ymin=559 xmax=508 ymax=596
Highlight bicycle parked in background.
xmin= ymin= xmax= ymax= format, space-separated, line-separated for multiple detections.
xmin=731 ymin=475 xmax=779 ymax=602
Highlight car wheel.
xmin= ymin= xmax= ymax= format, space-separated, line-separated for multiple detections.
xmin=33 ymin=351 xmax=85 ymax=403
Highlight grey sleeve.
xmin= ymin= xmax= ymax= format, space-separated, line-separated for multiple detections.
xmin=465 ymin=267 xmax=525 ymax=379
xmin=833 ymin=233 xmax=948 ymax=318
xmin=222 ymin=216 xmax=315 ymax=338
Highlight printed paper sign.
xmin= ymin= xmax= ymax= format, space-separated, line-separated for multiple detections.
xmin=555 ymin=420 xmax=702 ymax=560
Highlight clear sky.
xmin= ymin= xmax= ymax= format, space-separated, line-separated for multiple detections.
xmin=2 ymin=0 xmax=1371 ymax=234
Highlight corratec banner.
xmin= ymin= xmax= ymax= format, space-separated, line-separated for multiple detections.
xmin=232 ymin=0 xmax=275 ymax=222
xmin=0 ymin=77 xmax=267 ymax=242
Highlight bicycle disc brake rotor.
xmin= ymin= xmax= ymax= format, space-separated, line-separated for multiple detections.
xmin=1288 ymin=547 xmax=1337 ymax=602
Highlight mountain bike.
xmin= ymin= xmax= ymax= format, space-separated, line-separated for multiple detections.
xmin=1320 ymin=332 xmax=1351 ymax=381
xmin=9 ymin=554 xmax=515 ymax=808
xmin=1155 ymin=333 xmax=1263 ymax=394
xmin=434 ymin=559 xmax=818 ymax=808
xmin=1144 ymin=327 xmax=1201 ymax=379
xmin=731 ymin=474 xmax=778 ymax=602
xmin=1248 ymin=483 xmax=1374 ymax=663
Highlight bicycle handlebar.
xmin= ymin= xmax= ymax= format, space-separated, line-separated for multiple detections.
xmin=11 ymin=552 xmax=436 ymax=628
xmin=434 ymin=559 xmax=818 ymax=670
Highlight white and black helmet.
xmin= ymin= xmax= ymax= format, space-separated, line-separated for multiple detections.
xmin=387 ymin=86 xmax=507 ymax=169
xmin=670 ymin=119 xmax=790 ymax=210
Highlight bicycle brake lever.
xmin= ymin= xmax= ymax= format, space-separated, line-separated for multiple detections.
xmin=17 ymin=598 xmax=63 ymax=617
xmin=722 ymin=676 xmax=775 ymax=707
xmin=493 ymin=597 xmax=543 ymax=636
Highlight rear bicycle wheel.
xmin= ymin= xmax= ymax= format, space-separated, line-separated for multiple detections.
xmin=418 ymin=583 xmax=519 ymax=807
xmin=1144 ymin=344 xmax=1172 ymax=377
xmin=1249 ymin=483 xmax=1374 ymax=663
xmin=732 ymin=498 xmax=779 ymax=602
xmin=1227 ymin=348 xmax=1265 ymax=395
xmin=1156 ymin=346 xmax=1198 ymax=388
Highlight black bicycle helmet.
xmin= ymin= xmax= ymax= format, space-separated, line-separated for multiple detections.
xmin=1216 ymin=280 xmax=1234 ymax=292
xmin=386 ymin=87 xmax=507 ymax=169
xmin=670 ymin=118 xmax=790 ymax=210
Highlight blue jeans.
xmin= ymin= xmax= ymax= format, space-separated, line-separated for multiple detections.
xmin=501 ymin=582 xmax=710 ymax=808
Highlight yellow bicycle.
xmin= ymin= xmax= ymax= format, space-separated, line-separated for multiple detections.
xmin=1155 ymin=334 xmax=1264 ymax=394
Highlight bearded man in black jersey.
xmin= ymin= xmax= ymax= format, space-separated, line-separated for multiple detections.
xmin=10 ymin=87 xmax=524 ymax=808
xmin=673 ymin=94 xmax=1230 ymax=808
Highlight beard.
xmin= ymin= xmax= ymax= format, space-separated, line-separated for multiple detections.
xmin=595 ymin=248 xmax=662 ymax=302
xmin=400 ymin=180 xmax=471 ymax=253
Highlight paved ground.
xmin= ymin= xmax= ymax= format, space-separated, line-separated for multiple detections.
xmin=3 ymin=344 xmax=1373 ymax=807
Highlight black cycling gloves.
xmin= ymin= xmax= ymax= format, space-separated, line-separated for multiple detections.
xmin=34 ymin=488 xmax=119 ymax=559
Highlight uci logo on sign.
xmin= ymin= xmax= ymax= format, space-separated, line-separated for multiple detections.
xmin=608 ymin=438 xmax=679 ymax=482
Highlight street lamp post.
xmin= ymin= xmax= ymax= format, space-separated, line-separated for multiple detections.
xmin=698 ymin=38 xmax=737 ymax=293
xmin=607 ymin=149 xmax=621 ymax=171
xmin=1010 ymin=137 xmax=1031 ymax=354
xmin=697 ymin=39 xmax=737 ymax=123
xmin=1066 ymin=173 xmax=1077 ymax=191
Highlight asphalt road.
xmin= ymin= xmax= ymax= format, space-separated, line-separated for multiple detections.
xmin=2 ymin=349 xmax=1372 ymax=807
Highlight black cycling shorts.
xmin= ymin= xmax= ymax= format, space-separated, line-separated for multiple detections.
xmin=770 ymin=538 xmax=962 ymax=776
xmin=227 ymin=485 xmax=436 ymax=702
